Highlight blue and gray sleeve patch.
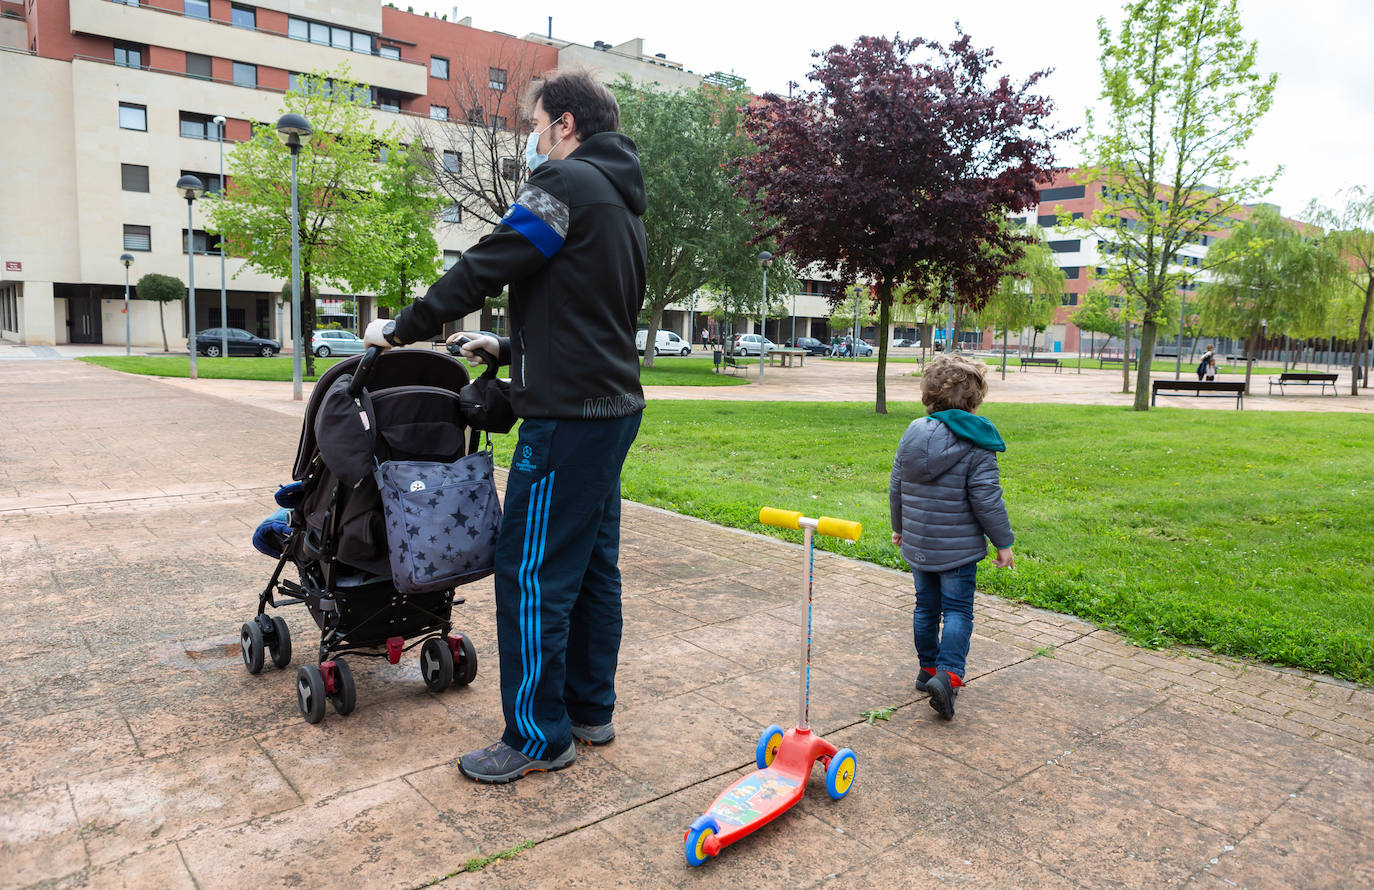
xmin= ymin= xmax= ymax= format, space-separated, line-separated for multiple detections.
xmin=501 ymin=183 xmax=569 ymax=259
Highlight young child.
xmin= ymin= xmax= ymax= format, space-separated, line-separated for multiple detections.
xmin=889 ymin=354 xmax=1014 ymax=720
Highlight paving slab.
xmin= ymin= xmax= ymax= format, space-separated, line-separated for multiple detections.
xmin=1 ymin=359 xmax=1371 ymax=889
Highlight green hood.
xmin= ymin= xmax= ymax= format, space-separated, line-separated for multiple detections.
xmin=928 ymin=409 xmax=1006 ymax=452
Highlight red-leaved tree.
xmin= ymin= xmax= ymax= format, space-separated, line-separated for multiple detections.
xmin=735 ymin=32 xmax=1070 ymax=412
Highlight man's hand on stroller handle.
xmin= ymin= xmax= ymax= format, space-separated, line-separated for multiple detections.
xmin=446 ymin=332 xmax=499 ymax=367
xmin=363 ymin=318 xmax=395 ymax=349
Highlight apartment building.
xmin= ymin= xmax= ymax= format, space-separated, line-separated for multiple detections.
xmin=0 ymin=0 xmax=697 ymax=347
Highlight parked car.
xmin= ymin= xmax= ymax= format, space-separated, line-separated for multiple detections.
xmin=636 ymin=328 xmax=691 ymax=356
xmin=195 ymin=327 xmax=280 ymax=357
xmin=835 ymin=337 xmax=874 ymax=357
xmin=890 ymin=338 xmax=918 ymax=348
xmin=312 ymin=329 xmax=366 ymax=357
xmin=784 ymin=336 xmax=832 ymax=356
xmin=730 ymin=333 xmax=776 ymax=356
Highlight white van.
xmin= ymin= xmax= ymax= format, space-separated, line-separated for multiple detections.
xmin=636 ymin=329 xmax=691 ymax=356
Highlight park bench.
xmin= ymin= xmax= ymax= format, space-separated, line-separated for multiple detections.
xmin=1020 ymin=357 xmax=1062 ymax=373
xmin=1150 ymin=379 xmax=1245 ymax=409
xmin=721 ymin=354 xmax=748 ymax=377
xmin=1268 ymin=372 xmax=1338 ymax=395
xmin=1098 ymin=356 xmax=1137 ymax=370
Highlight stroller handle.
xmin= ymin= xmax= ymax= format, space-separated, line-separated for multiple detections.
xmin=446 ymin=335 xmax=501 ymax=382
xmin=349 ymin=346 xmax=384 ymax=398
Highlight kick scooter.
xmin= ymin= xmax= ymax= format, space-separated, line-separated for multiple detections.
xmin=684 ymin=507 xmax=861 ymax=866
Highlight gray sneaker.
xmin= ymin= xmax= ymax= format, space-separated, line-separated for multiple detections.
xmin=458 ymin=741 xmax=576 ymax=784
xmin=571 ymin=721 xmax=616 ymax=745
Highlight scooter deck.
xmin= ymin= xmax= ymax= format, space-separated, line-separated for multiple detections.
xmin=705 ymin=766 xmax=806 ymax=846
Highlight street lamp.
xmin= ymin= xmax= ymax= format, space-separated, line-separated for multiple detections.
xmin=277 ymin=112 xmax=313 ymax=401
xmin=120 ymin=253 xmax=134 ymax=356
xmin=757 ymin=251 xmax=773 ymax=383
xmin=213 ymin=114 xmax=228 ymax=360
xmin=176 ymin=174 xmax=205 ymax=379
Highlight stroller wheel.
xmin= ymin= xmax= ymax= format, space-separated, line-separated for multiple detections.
xmin=240 ymin=621 xmax=265 ymax=675
xmin=328 ymin=658 xmax=357 ymax=716
xmin=420 ymin=637 xmax=454 ymax=692
xmin=269 ymin=617 xmax=292 ymax=669
xmin=297 ymin=665 xmax=327 ymax=724
xmin=451 ymin=634 xmax=478 ymax=687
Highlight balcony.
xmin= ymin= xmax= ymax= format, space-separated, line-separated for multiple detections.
xmin=69 ymin=0 xmax=425 ymax=95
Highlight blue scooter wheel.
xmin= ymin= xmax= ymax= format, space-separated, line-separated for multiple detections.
xmin=825 ymin=748 xmax=857 ymax=800
xmin=755 ymin=724 xmax=784 ymax=770
xmin=684 ymin=814 xmax=720 ymax=867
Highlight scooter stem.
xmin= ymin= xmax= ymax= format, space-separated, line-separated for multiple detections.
xmin=798 ymin=521 xmax=815 ymax=731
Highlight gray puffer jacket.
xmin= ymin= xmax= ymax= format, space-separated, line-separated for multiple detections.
xmin=889 ymin=417 xmax=1013 ymax=572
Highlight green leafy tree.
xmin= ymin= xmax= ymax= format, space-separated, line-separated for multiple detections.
xmin=611 ymin=79 xmax=794 ymax=368
xmin=1071 ymin=289 xmax=1123 ymax=360
xmin=976 ymin=225 xmax=1063 ymax=378
xmin=371 ymin=139 xmax=444 ymax=312
xmin=205 ymin=67 xmax=440 ymax=374
xmin=1196 ymin=206 xmax=1342 ymax=392
xmin=135 ymin=273 xmax=184 ymax=352
xmin=1074 ymin=0 xmax=1278 ymax=409
xmin=1304 ymin=187 xmax=1374 ymax=393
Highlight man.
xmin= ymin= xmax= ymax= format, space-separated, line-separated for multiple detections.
xmin=701 ymin=326 xmax=710 ymax=350
xmin=364 ymin=71 xmax=647 ymax=784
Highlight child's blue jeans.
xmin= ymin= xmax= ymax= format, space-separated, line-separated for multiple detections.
xmin=912 ymin=558 xmax=979 ymax=679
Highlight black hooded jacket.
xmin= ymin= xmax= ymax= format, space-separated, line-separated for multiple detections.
xmin=391 ymin=132 xmax=648 ymax=420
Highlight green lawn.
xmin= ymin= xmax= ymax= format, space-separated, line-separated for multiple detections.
xmin=837 ymin=353 xmax=1289 ymax=374
xmin=79 ymin=354 xmax=744 ymax=386
xmin=490 ymin=401 xmax=1374 ymax=683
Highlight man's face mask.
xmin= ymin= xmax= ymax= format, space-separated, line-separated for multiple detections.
xmin=525 ymin=118 xmax=564 ymax=172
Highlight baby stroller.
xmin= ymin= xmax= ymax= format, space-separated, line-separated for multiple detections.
xmin=242 ymin=346 xmax=494 ymax=724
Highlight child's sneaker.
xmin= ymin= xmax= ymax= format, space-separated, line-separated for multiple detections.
xmin=915 ymin=666 xmax=937 ymax=694
xmin=927 ymin=671 xmax=960 ymax=720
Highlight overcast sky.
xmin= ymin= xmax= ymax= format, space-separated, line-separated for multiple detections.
xmin=417 ymin=0 xmax=1372 ymax=218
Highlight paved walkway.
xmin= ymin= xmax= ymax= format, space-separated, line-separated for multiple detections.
xmin=1 ymin=359 xmax=1371 ymax=889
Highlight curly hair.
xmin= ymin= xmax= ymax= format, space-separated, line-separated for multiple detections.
xmin=921 ymin=354 xmax=989 ymax=414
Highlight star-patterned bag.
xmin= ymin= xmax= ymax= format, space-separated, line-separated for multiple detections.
xmin=373 ymin=449 xmax=501 ymax=594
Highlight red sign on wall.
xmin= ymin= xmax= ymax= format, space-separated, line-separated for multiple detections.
xmin=4 ymin=261 xmax=19 ymax=272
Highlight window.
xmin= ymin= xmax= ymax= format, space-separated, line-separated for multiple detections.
xmin=442 ymin=150 xmax=460 ymax=173
xmin=289 ymin=72 xmax=306 ymax=93
xmin=1060 ymin=266 xmax=1080 ymax=280
xmin=186 ymin=52 xmax=212 ymax=80
xmin=182 ymin=229 xmax=222 ymax=254
xmin=490 ymin=115 xmax=507 ymax=130
xmin=352 ymin=32 xmax=371 ymax=53
xmin=441 ymin=205 xmax=461 ymax=223
xmin=379 ymin=44 xmax=400 ymax=60
xmin=1037 ymin=212 xmax=1082 ymax=227
xmin=113 ymin=41 xmax=143 ymax=69
xmin=1048 ymin=239 xmax=1080 ymax=253
xmin=180 ymin=170 xmax=222 ymax=193
xmin=123 ymin=224 xmax=151 ymax=251
xmin=1038 ymin=185 xmax=1085 ymax=202
xmin=443 ymin=250 xmax=462 ymax=271
xmin=466 ymin=107 xmax=483 ymax=125
xmin=118 ymin=102 xmax=147 ymax=131
xmin=375 ymin=89 xmax=402 ymax=112
xmin=231 ymin=5 xmax=254 ymax=29
xmin=430 ymin=56 xmax=448 ymax=79
xmin=489 ymin=67 xmax=507 ymax=91
xmin=429 ymin=105 xmax=449 ymax=121
xmin=500 ymin=157 xmax=518 ymax=180
xmin=232 ymin=61 xmax=257 ymax=88
xmin=288 ymin=17 xmax=307 ymax=40
xmin=180 ymin=112 xmax=215 ymax=139
xmin=121 ymin=163 xmax=149 ymax=192
xmin=184 ymin=0 xmax=209 ymax=19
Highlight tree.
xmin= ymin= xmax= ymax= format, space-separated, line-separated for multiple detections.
xmin=205 ymin=67 xmax=440 ymax=375
xmin=613 ymin=79 xmax=794 ymax=368
xmin=135 ymin=273 xmax=184 ymax=353
xmin=1075 ymin=0 xmax=1278 ymax=409
xmin=1304 ymin=187 xmax=1374 ymax=393
xmin=975 ymin=224 xmax=1063 ymax=378
xmin=371 ymin=139 xmax=444 ymax=313
xmin=1072 ymin=289 xmax=1125 ymax=360
xmin=735 ymin=32 xmax=1067 ymax=413
xmin=1197 ymin=205 xmax=1343 ymax=392
xmin=420 ymin=45 xmax=548 ymax=228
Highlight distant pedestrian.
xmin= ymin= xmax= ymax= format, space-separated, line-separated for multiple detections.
xmin=889 ymin=354 xmax=1014 ymax=721
xmin=701 ymin=327 xmax=710 ymax=350
xmin=1197 ymin=344 xmax=1217 ymax=381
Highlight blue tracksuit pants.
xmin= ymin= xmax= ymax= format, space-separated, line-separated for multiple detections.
xmin=494 ymin=413 xmax=641 ymax=760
